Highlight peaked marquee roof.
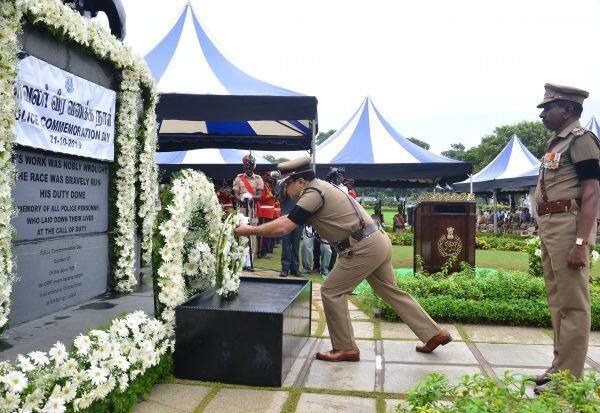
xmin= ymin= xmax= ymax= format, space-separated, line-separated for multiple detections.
xmin=314 ymin=97 xmax=472 ymax=187
xmin=146 ymin=4 xmax=317 ymax=152
xmin=454 ymin=134 xmax=540 ymax=192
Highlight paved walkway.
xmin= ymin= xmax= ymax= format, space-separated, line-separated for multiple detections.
xmin=134 ymin=270 xmax=600 ymax=413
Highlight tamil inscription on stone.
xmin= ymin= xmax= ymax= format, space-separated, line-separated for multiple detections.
xmin=10 ymin=233 xmax=109 ymax=325
xmin=11 ymin=149 xmax=109 ymax=242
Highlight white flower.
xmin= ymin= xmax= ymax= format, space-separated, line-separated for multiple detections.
xmin=535 ymin=249 xmax=541 ymax=257
xmin=74 ymin=334 xmax=92 ymax=355
xmin=42 ymin=396 xmax=66 ymax=413
xmin=592 ymin=250 xmax=600 ymax=262
xmin=17 ymin=355 xmax=35 ymax=372
xmin=2 ymin=370 xmax=28 ymax=393
xmin=49 ymin=342 xmax=67 ymax=365
xmin=28 ymin=351 xmax=50 ymax=366
xmin=86 ymin=365 xmax=108 ymax=385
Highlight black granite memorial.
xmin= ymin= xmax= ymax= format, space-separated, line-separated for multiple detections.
xmin=174 ymin=277 xmax=311 ymax=387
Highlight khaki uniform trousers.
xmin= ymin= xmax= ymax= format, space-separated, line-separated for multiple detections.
xmin=538 ymin=211 xmax=596 ymax=378
xmin=321 ymin=229 xmax=441 ymax=350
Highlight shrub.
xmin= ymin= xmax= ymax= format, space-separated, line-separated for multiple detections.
xmin=398 ymin=370 xmax=600 ymax=412
xmin=387 ymin=232 xmax=414 ymax=246
xmin=356 ymin=268 xmax=600 ymax=329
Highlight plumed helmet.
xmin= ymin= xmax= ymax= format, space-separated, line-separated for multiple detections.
xmin=242 ymin=154 xmax=256 ymax=168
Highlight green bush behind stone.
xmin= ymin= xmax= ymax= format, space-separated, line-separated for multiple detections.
xmin=357 ymin=269 xmax=600 ymax=329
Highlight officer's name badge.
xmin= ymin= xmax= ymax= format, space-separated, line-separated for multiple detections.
xmin=543 ymin=152 xmax=561 ymax=169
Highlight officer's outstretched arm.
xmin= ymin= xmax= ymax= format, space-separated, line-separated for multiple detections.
xmin=234 ymin=216 xmax=298 ymax=238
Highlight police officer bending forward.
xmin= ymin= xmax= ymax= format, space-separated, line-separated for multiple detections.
xmin=234 ymin=156 xmax=451 ymax=361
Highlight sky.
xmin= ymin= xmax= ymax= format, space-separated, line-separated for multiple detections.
xmin=121 ymin=0 xmax=600 ymax=154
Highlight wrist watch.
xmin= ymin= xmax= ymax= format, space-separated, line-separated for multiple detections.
xmin=575 ymin=238 xmax=587 ymax=246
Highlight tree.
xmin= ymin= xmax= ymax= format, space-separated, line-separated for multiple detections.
xmin=263 ymin=154 xmax=290 ymax=164
xmin=441 ymin=143 xmax=466 ymax=159
xmin=316 ymin=129 xmax=336 ymax=146
xmin=408 ymin=137 xmax=430 ymax=150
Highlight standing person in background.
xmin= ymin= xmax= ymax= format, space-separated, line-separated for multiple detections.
xmin=345 ymin=179 xmax=357 ymax=199
xmin=257 ymin=172 xmax=276 ymax=258
xmin=301 ymin=225 xmax=315 ymax=274
xmin=278 ymin=182 xmax=302 ymax=277
xmin=232 ymin=154 xmax=264 ymax=271
xmin=532 ymin=83 xmax=600 ymax=393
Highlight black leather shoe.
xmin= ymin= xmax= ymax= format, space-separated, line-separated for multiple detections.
xmin=244 ymin=266 xmax=255 ymax=272
xmin=279 ymin=272 xmax=288 ymax=277
xmin=532 ymin=367 xmax=556 ymax=386
xmin=534 ymin=381 xmax=551 ymax=395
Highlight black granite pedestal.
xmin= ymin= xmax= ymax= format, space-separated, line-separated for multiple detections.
xmin=174 ymin=276 xmax=311 ymax=387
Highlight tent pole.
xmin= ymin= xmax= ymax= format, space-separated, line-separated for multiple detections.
xmin=469 ymin=174 xmax=473 ymax=194
xmin=310 ymin=120 xmax=316 ymax=171
xmin=493 ymin=189 xmax=498 ymax=234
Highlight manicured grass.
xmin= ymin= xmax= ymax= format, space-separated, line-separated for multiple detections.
xmin=255 ymin=242 xmax=600 ymax=278
xmin=364 ymin=207 xmax=396 ymax=226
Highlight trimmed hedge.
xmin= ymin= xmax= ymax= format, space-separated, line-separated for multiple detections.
xmin=387 ymin=232 xmax=530 ymax=252
xmin=356 ymin=269 xmax=600 ymax=329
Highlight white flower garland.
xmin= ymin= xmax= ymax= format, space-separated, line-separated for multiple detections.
xmin=0 ymin=311 xmax=172 ymax=412
xmin=111 ymin=70 xmax=141 ymax=292
xmin=0 ymin=1 xmax=21 ymax=332
xmin=155 ymin=170 xmax=222 ymax=328
xmin=215 ymin=213 xmax=248 ymax=298
xmin=138 ymin=92 xmax=159 ymax=267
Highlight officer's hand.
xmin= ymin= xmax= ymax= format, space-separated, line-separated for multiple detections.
xmin=567 ymin=245 xmax=588 ymax=270
xmin=234 ymin=224 xmax=253 ymax=237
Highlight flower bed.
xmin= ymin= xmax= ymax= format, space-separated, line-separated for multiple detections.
xmin=0 ymin=311 xmax=172 ymax=412
xmin=387 ymin=231 xmax=530 ymax=253
xmin=527 ymin=237 xmax=600 ymax=278
xmin=356 ymin=268 xmax=600 ymax=329
xmin=400 ymin=370 xmax=600 ymax=412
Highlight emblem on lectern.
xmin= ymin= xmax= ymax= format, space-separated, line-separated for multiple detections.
xmin=437 ymin=226 xmax=462 ymax=257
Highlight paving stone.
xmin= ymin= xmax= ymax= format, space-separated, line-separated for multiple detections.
xmin=282 ymin=355 xmax=308 ymax=387
xmin=132 ymin=401 xmax=183 ymax=413
xmin=384 ymin=363 xmax=482 ymax=393
xmin=203 ymin=389 xmax=288 ymax=413
xmin=296 ymin=393 xmax=376 ymax=413
xmin=385 ymin=399 xmax=409 ymax=413
xmin=298 ymin=337 xmax=319 ymax=357
xmin=146 ymin=383 xmax=210 ymax=412
xmin=463 ymin=324 xmax=553 ymax=345
xmin=587 ymin=346 xmax=600 ymax=365
xmin=590 ymin=331 xmax=600 ymax=347
xmin=311 ymin=311 xmax=320 ymax=322
xmin=380 ymin=322 xmax=461 ymax=341
xmin=383 ymin=341 xmax=477 ymax=364
xmin=316 ymin=339 xmax=376 ymax=360
xmin=347 ymin=301 xmax=360 ymax=311
xmin=304 ymin=360 xmax=376 ymax=391
xmin=476 ymin=343 xmax=554 ymax=367
xmin=349 ymin=310 xmax=370 ymax=320
xmin=352 ymin=321 xmax=374 ymax=338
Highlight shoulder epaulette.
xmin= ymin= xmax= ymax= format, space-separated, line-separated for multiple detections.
xmin=572 ymin=126 xmax=588 ymax=137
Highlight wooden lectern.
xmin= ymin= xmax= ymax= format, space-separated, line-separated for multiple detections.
xmin=413 ymin=201 xmax=476 ymax=274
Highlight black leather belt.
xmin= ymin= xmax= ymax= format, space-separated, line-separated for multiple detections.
xmin=333 ymin=222 xmax=381 ymax=253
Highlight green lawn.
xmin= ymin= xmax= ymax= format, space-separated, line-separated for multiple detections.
xmin=255 ymin=242 xmax=600 ymax=277
xmin=363 ymin=207 xmax=396 ymax=226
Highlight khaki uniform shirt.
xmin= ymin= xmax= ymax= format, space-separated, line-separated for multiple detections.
xmin=295 ymin=179 xmax=374 ymax=243
xmin=534 ymin=120 xmax=600 ymax=205
xmin=232 ymin=173 xmax=264 ymax=200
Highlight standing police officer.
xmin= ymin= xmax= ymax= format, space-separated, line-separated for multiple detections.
xmin=532 ymin=84 xmax=600 ymax=393
xmin=235 ymin=156 xmax=451 ymax=361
